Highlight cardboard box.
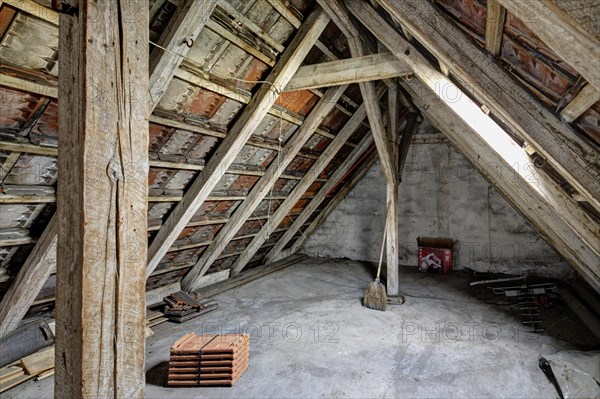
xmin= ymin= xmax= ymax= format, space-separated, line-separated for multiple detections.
xmin=417 ymin=237 xmax=455 ymax=274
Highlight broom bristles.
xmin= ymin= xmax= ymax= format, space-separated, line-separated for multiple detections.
xmin=363 ymin=280 xmax=387 ymax=311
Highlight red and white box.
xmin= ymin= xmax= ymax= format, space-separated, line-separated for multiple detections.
xmin=417 ymin=237 xmax=455 ymax=274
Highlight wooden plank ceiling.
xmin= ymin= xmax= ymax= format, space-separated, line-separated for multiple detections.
xmin=0 ymin=0 xmax=599 ymax=324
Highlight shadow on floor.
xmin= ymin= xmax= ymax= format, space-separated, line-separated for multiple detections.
xmin=146 ymin=361 xmax=169 ymax=387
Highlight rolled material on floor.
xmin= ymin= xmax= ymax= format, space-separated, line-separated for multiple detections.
xmin=0 ymin=319 xmax=54 ymax=367
xmin=559 ymin=288 xmax=600 ymax=341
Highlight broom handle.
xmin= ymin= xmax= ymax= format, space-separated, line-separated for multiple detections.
xmin=376 ymin=203 xmax=391 ymax=281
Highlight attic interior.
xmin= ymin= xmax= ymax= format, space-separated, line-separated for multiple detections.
xmin=0 ymin=0 xmax=599 ymax=397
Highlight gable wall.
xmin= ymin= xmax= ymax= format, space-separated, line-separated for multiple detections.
xmin=301 ymin=124 xmax=573 ymax=278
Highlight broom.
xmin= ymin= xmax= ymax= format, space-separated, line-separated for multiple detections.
xmin=363 ymin=203 xmax=390 ymax=311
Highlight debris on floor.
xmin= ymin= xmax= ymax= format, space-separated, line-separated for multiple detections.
xmin=147 ymin=309 xmax=168 ymax=328
xmin=146 ymin=309 xmax=169 ymax=337
xmin=387 ymin=295 xmax=405 ymax=305
xmin=539 ymin=345 xmax=600 ymax=399
xmin=167 ymin=333 xmax=249 ymax=387
xmin=163 ymin=291 xmax=218 ymax=323
xmin=0 ymin=319 xmax=54 ymax=368
xmin=491 ymin=280 xmax=557 ymax=332
xmin=0 ymin=346 xmax=54 ymax=393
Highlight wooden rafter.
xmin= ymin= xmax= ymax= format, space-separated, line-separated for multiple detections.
xmin=0 ymin=73 xmax=57 ymax=98
xmin=148 ymin=0 xmax=217 ymax=109
xmin=228 ymin=86 xmax=384 ymax=276
xmin=180 ymin=85 xmax=349 ymax=290
xmin=496 ymin=0 xmax=600 ymax=92
xmin=0 ymin=217 xmax=56 ymax=338
xmin=285 ymin=52 xmax=412 ymax=91
xmin=485 ymin=0 xmax=506 ymax=56
xmin=347 ymin=39 xmax=396 ymax=184
xmin=265 ymin=134 xmax=375 ymax=263
xmin=146 ymin=7 xmax=331 ymax=275
xmin=561 ymin=84 xmax=600 ymax=123
xmin=356 ymin=0 xmax=600 ymax=213
xmin=266 ymin=0 xmax=302 ymax=29
xmin=348 ymin=0 xmax=600 ymax=292
xmin=317 ymin=0 xmax=396 ymax=183
xmin=290 ymin=153 xmax=379 ymax=254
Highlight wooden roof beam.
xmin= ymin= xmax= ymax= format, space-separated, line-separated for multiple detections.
xmin=496 ymin=0 xmax=600 ymax=92
xmin=348 ymin=0 xmax=600 ymax=291
xmin=149 ymin=0 xmax=217 ymax=110
xmin=180 ymin=85 xmax=349 ymax=290
xmin=265 ymin=134 xmax=375 ymax=264
xmin=485 ymin=0 xmax=506 ymax=56
xmin=358 ymin=0 xmax=600 ymax=213
xmin=348 ymin=37 xmax=396 ymax=184
xmin=0 ymin=217 xmax=56 ymax=338
xmin=561 ymin=84 xmax=600 ymax=123
xmin=227 ymin=86 xmax=384 ymax=276
xmin=318 ymin=0 xmax=396 ymax=184
xmin=146 ymin=6 xmax=330 ymax=276
xmin=285 ymin=52 xmax=412 ymax=91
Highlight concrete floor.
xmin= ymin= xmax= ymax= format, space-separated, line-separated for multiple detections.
xmin=6 ymin=257 xmax=596 ymax=398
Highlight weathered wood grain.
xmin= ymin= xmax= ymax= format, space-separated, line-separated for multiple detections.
xmin=146 ymin=7 xmax=330 ymax=276
xmin=352 ymin=0 xmax=600 ymax=213
xmin=348 ymin=0 xmax=600 ymax=291
xmin=181 ymin=85 xmax=348 ymax=290
xmin=55 ymin=1 xmax=149 ymax=397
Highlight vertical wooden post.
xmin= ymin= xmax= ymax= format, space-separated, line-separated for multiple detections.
xmin=385 ymin=86 xmax=400 ymax=295
xmin=55 ymin=1 xmax=148 ymax=398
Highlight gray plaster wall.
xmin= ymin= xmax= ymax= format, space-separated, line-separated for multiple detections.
xmin=301 ymin=134 xmax=572 ymax=278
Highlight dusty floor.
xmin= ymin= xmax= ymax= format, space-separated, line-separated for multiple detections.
xmin=6 ymin=257 xmax=597 ymax=398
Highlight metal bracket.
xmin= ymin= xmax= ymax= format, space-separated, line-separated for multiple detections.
xmin=51 ymin=0 xmax=78 ymax=16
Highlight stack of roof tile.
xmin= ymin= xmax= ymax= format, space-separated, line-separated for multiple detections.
xmin=167 ymin=333 xmax=249 ymax=387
